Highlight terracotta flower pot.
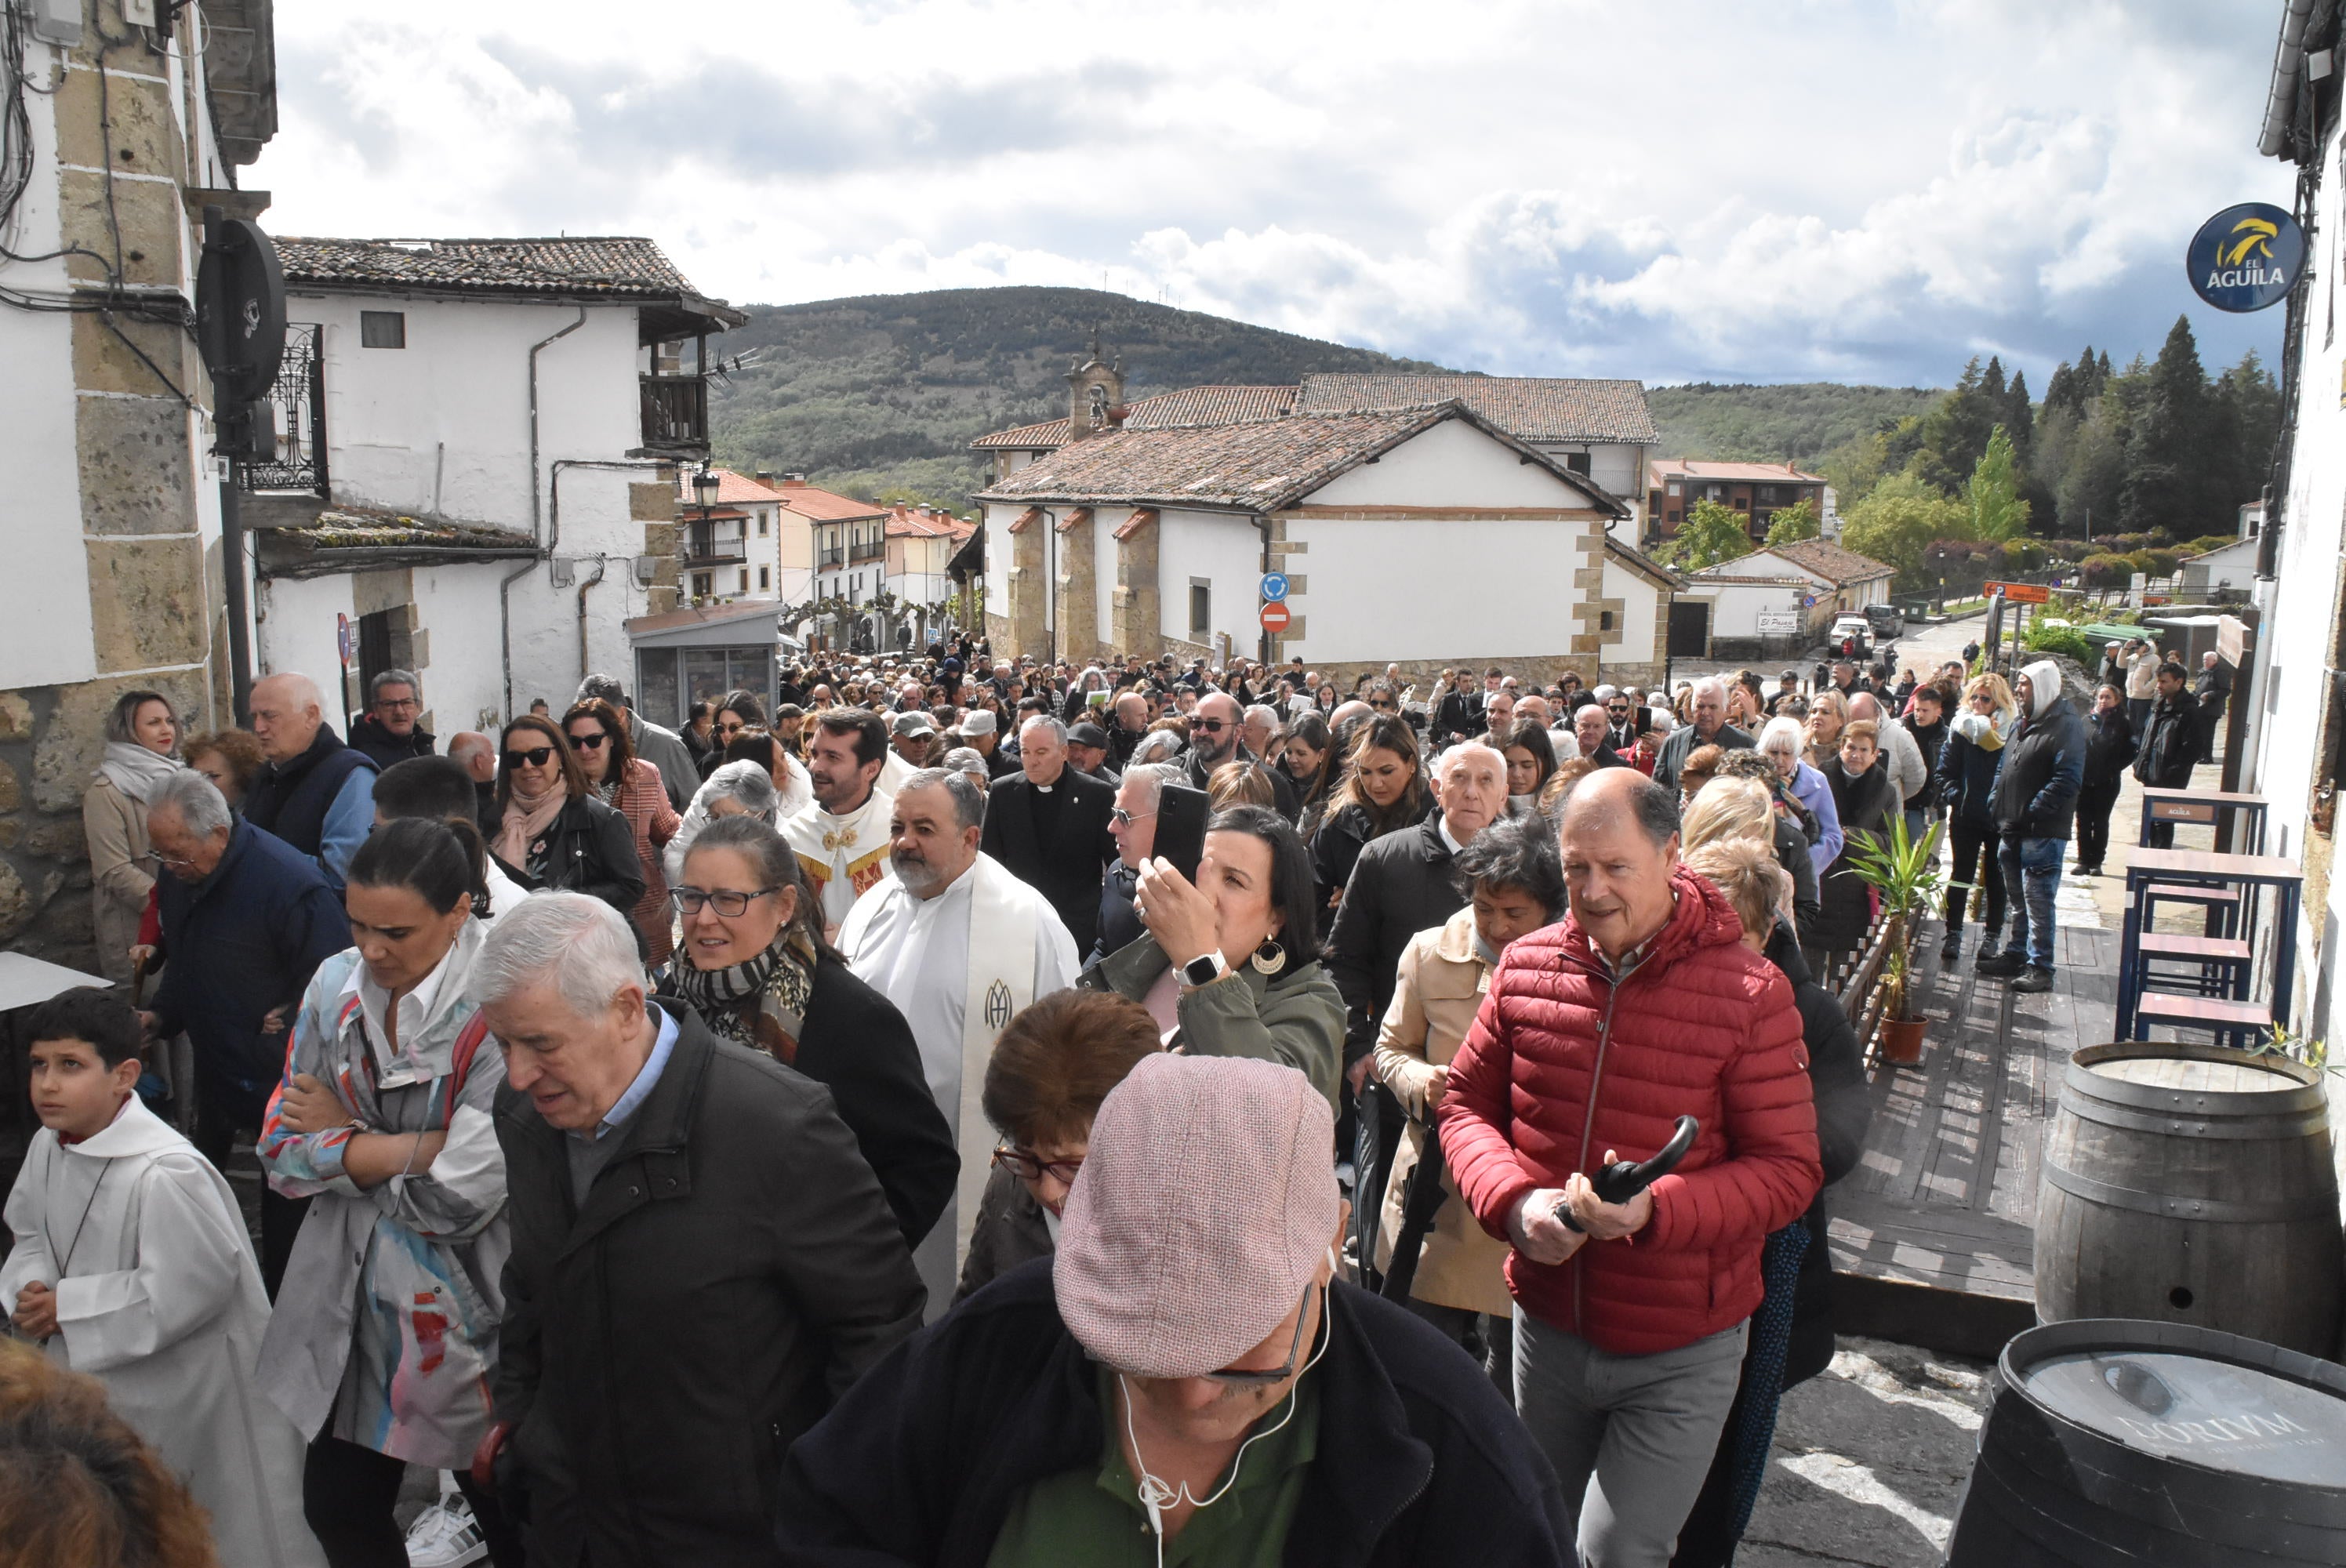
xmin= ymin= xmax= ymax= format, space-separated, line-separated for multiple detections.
xmin=1879 ymin=1015 xmax=1927 ymax=1066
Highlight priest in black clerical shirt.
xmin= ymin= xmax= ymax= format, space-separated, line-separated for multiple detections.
xmin=978 ymin=713 xmax=1117 ymax=956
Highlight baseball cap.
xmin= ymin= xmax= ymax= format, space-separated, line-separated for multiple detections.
xmin=961 ymin=710 xmax=997 ymax=737
xmin=1055 ymin=1054 xmax=1337 ymax=1379
xmin=892 ymin=711 xmax=937 ymax=738
xmin=1067 ymin=721 xmax=1109 ymax=749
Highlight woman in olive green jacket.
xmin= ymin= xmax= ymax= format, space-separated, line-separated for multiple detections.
xmin=1081 ymin=804 xmax=1345 ymax=1108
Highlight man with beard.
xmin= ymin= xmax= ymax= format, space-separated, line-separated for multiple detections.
xmin=783 ymin=708 xmax=897 ymax=938
xmin=839 ymin=770 xmax=1080 ymax=1314
xmin=1184 ymin=691 xmax=1300 ymax=817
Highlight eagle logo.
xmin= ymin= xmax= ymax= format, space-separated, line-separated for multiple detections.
xmin=2223 ymin=216 xmax=2279 ymax=268
xmin=983 ymin=980 xmax=1013 ymax=1033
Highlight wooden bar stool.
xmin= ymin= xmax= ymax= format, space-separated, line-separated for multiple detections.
xmin=2135 ymin=931 xmax=2254 ymax=1000
xmin=2133 ymin=993 xmax=2272 ymax=1051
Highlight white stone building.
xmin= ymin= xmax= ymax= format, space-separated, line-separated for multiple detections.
xmin=976 ymin=357 xmax=1672 ymax=688
xmin=0 ymin=0 xmax=275 ymax=967
xmin=247 ymin=237 xmax=740 ymax=731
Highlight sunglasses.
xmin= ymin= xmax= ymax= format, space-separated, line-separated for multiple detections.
xmin=566 ymin=731 xmax=610 ymax=751
xmin=714 ymin=720 xmax=747 ymax=736
xmin=1371 ymin=700 xmax=1397 ymax=711
xmin=1192 ymin=718 xmax=1230 ymax=734
xmin=670 ymin=885 xmax=777 ymax=916
xmin=503 ymin=746 xmax=556 ymax=769
xmin=992 ymin=1145 xmax=1084 ymax=1185
xmin=1109 ymin=806 xmax=1156 ymax=828
xmin=1204 ymin=1281 xmax=1321 ymax=1385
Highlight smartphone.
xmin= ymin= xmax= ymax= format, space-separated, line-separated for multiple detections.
xmin=1153 ymin=782 xmax=1210 ymax=884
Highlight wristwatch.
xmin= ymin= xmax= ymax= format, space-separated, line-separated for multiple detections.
xmin=1178 ymin=950 xmax=1228 ymax=989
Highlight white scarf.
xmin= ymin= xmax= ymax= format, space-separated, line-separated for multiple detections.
xmin=97 ymin=741 xmax=182 ymax=804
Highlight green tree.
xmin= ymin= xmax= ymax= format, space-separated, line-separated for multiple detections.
xmin=1965 ymin=426 xmax=2031 ymax=542
xmin=1839 ymin=474 xmax=1973 ymax=589
xmin=2054 ymin=399 xmax=2127 ymax=539
xmin=1917 ymin=357 xmax=2000 ymax=493
xmin=2119 ymin=315 xmax=2212 ymax=536
xmin=1763 ymin=498 xmax=1822 ymax=546
xmin=1658 ymin=497 xmax=1756 ymax=571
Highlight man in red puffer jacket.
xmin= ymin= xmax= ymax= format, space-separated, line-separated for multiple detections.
xmin=1439 ymin=767 xmax=1821 ymax=1568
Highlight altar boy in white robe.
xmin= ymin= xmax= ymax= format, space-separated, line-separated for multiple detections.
xmin=4 ymin=988 xmax=321 ymax=1567
xmin=840 ymin=768 xmax=1078 ymax=1315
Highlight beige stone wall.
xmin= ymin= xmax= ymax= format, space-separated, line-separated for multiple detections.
xmin=0 ymin=10 xmax=231 ymax=967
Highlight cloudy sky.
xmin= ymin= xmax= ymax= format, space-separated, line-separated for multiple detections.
xmin=250 ymin=0 xmax=2295 ymax=387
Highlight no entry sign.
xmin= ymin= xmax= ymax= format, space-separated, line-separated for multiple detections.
xmin=1260 ymin=601 xmax=1292 ymax=634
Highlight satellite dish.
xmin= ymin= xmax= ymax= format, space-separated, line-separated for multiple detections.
xmin=196 ymin=216 xmax=288 ymax=408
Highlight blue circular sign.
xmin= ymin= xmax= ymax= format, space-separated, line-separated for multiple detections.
xmin=2188 ymin=202 xmax=2304 ymax=313
xmin=1260 ymin=572 xmax=1290 ymax=603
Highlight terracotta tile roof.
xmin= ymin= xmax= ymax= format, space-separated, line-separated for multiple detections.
xmin=764 ymin=481 xmax=889 ymax=524
xmin=1113 ymin=507 xmax=1158 ymax=540
xmin=975 ymin=402 xmax=1625 ymax=515
xmin=682 ymin=468 xmax=788 ymax=505
xmin=1750 ymin=539 xmax=1896 ymax=585
xmin=1297 ymin=374 xmax=1660 ymax=445
xmin=970 ymin=386 xmax=1298 ymax=450
xmin=280 ymin=235 xmax=707 ymax=296
xmin=884 ymin=505 xmax=978 ymax=539
xmin=1649 ymin=459 xmax=1828 ymax=486
xmin=1604 ymin=537 xmax=1682 ymax=588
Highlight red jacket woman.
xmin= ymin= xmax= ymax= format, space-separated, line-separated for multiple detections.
xmin=1437 ymin=869 xmax=1821 ymax=1357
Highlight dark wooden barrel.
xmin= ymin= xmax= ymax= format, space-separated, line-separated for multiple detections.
xmin=1946 ymin=1319 xmax=2346 ymax=1566
xmin=2036 ymin=1042 xmax=2344 ymax=1356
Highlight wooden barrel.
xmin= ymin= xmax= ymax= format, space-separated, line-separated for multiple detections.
xmin=2036 ymin=1042 xmax=2344 ymax=1356
xmin=1945 ymin=1319 xmax=2346 ymax=1566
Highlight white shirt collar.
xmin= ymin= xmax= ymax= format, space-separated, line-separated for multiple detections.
xmin=1437 ymin=815 xmax=1468 ymax=857
xmin=347 ymin=919 xmax=484 ymax=1087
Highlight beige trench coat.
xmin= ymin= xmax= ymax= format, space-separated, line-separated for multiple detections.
xmin=1371 ymin=906 xmax=1516 ymax=1318
xmin=82 ymin=773 xmax=153 ymax=985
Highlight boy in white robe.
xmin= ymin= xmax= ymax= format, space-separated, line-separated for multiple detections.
xmin=3 ymin=987 xmax=321 ymax=1568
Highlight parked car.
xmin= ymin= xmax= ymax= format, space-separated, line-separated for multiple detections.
xmin=1865 ymin=603 xmax=1904 ymax=637
xmin=1828 ymin=614 xmax=1872 ymax=657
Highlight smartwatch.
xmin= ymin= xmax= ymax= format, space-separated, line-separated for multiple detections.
xmin=1178 ymin=950 xmax=1227 ymax=989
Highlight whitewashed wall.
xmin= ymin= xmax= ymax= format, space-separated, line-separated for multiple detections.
xmin=0 ymin=305 xmax=94 ymax=690
xmin=253 ymin=574 xmax=351 ymax=717
xmin=1600 ymin=556 xmax=1659 ymax=664
xmin=1284 ymin=513 xmax=1595 ymax=662
xmin=1309 ymin=419 xmax=1603 ymax=510
xmin=1155 ymin=508 xmax=1263 ymax=648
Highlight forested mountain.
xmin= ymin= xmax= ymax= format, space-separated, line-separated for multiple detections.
xmin=1646 ymin=383 xmax=1945 ymax=464
xmin=705 ymin=286 xmax=1451 ymax=507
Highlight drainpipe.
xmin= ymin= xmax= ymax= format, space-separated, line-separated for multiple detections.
xmin=577 ymin=554 xmax=610 ymax=681
xmin=501 ymin=307 xmax=589 ymax=717
xmin=1254 ymin=513 xmax=1273 ymax=666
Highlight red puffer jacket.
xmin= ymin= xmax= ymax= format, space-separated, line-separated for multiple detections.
xmin=1436 ymin=869 xmax=1821 ymax=1356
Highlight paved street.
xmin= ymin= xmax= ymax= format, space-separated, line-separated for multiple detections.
xmin=1739 ymin=1338 xmax=1992 ymax=1568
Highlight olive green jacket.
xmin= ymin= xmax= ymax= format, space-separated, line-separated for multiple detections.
xmin=1082 ymin=936 xmax=1344 ymax=1108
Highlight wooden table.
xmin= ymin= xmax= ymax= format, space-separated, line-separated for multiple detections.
xmin=2137 ymin=786 xmax=2268 ymax=853
xmin=2116 ymin=847 xmax=2301 ymax=1040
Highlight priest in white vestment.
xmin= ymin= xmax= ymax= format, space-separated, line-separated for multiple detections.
xmin=4 ymin=996 xmax=320 ymax=1566
xmin=840 ymin=767 xmax=1079 ymax=1315
xmin=784 ymin=708 xmax=896 ymax=935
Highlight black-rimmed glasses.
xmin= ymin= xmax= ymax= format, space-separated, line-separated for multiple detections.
xmin=566 ymin=731 xmax=610 ymax=751
xmin=991 ymin=1145 xmax=1084 ymax=1185
xmin=670 ymin=885 xmax=779 ymax=916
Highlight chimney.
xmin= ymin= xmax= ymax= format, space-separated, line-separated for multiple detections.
xmin=754 ymin=470 xmax=778 ymax=486
xmin=781 ymin=473 xmax=807 ymax=488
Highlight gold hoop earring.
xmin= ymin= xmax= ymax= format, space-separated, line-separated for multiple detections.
xmin=1251 ymin=939 xmax=1286 ymax=975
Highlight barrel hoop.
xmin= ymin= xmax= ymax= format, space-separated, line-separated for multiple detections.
xmin=2062 ymin=1073 xmax=2330 ymax=1122
xmin=2072 ymin=1041 xmax=2324 ymax=1094
xmin=2043 ymin=1163 xmax=2344 ymax=1224
xmin=2055 ymin=1098 xmax=2338 ymax=1142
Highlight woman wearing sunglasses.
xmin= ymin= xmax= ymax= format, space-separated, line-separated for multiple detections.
xmin=663 ymin=815 xmax=954 ymax=1247
xmin=564 ymin=698 xmax=681 ymax=965
xmin=485 ymin=714 xmax=643 ymax=936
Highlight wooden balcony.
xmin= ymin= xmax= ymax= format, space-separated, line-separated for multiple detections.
xmin=681 ymin=523 xmax=746 ymax=566
xmin=640 ymin=374 xmax=709 ymax=451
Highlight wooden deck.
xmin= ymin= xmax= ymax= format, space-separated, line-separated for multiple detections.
xmin=1825 ymin=924 xmax=2117 ymax=1358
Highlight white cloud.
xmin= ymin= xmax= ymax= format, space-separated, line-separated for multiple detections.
xmin=249 ymin=0 xmax=2294 ymax=384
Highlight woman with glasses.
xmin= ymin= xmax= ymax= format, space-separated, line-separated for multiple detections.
xmin=1307 ymin=714 xmax=1429 ymax=938
xmin=563 ymin=698 xmax=681 ymax=965
xmin=1934 ymin=673 xmax=2016 ymax=964
xmin=664 ymin=816 xmax=954 ymax=1247
xmin=953 ymin=988 xmax=1158 ymax=1304
xmin=485 ymin=714 xmax=643 ymax=932
xmin=696 ymin=690 xmax=768 ymax=781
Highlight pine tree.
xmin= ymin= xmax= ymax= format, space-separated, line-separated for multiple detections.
xmin=1918 ymin=357 xmax=1998 ymax=494
xmin=1966 ymin=426 xmax=2032 ymax=541
xmin=2003 ymin=368 xmax=2035 ymax=465
xmin=2118 ymin=316 xmax=2212 ymax=537
xmin=2043 ymin=361 xmax=2077 ymax=417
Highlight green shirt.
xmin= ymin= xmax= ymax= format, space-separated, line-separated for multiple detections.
xmin=986 ymin=1363 xmax=1320 ymax=1567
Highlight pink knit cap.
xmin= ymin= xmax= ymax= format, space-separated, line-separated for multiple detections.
xmin=1054 ymin=1052 xmax=1338 ymax=1378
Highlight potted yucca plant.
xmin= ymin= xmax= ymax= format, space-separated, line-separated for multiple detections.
xmin=1844 ymin=814 xmax=1946 ymax=1065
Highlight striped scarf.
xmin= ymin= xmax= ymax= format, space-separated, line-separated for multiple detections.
xmin=673 ymin=928 xmax=817 ymax=1065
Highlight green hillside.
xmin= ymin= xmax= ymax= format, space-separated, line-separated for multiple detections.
xmin=1647 ymin=382 xmax=1945 ymax=464
xmin=706 ymin=285 xmax=1454 ymax=509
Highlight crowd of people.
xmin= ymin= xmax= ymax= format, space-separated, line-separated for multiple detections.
xmin=2 ymin=624 xmax=2208 ymax=1568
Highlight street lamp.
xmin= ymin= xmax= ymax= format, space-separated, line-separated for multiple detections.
xmin=694 ymin=466 xmax=721 ymax=514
